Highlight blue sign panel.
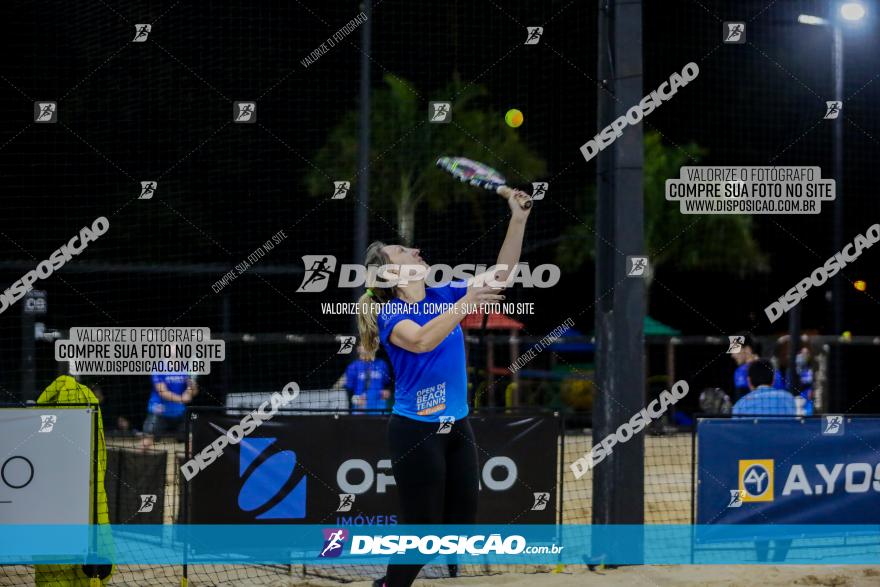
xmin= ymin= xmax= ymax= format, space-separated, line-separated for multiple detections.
xmin=697 ymin=417 xmax=880 ymax=525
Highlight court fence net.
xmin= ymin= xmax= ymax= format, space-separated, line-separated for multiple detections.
xmin=0 ymin=391 xmax=697 ymax=586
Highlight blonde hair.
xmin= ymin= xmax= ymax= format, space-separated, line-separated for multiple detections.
xmin=357 ymin=241 xmax=396 ymax=359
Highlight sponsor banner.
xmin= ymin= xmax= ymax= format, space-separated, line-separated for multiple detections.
xmin=0 ymin=408 xmax=93 ymax=525
xmin=3 ymin=524 xmax=880 ymax=565
xmin=189 ymin=412 xmax=558 ymax=525
xmin=697 ymin=418 xmax=880 ymax=526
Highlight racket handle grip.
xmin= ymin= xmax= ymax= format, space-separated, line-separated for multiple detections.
xmin=497 ymin=185 xmax=533 ymax=210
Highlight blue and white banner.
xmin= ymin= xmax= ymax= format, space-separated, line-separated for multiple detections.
xmin=188 ymin=412 xmax=558 ymax=526
xmin=697 ymin=416 xmax=880 ymax=525
xmin=2 ymin=524 xmax=880 ymax=565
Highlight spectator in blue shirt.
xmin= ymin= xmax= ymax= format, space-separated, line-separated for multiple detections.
xmin=731 ymin=333 xmax=758 ymax=402
xmin=772 ymin=337 xmax=815 ymax=415
xmin=733 ymin=359 xmax=797 ymax=416
xmin=344 ymin=344 xmax=392 ymax=412
xmin=141 ymin=364 xmax=198 ymax=448
xmin=733 ymin=358 xmax=796 ymax=562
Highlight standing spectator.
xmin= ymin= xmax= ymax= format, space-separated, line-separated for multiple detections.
xmin=795 ymin=346 xmax=815 ymax=415
xmin=732 ymin=358 xmax=795 ymax=563
xmin=772 ymin=335 xmax=815 ymax=415
xmin=343 ymin=344 xmax=392 ymax=412
xmin=141 ymin=358 xmax=198 ymax=449
xmin=731 ymin=333 xmax=759 ymax=402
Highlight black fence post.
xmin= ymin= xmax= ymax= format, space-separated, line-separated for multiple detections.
xmin=593 ymin=0 xmax=646 ymax=562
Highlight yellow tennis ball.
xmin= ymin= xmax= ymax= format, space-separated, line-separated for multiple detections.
xmin=505 ymin=109 xmax=523 ymax=128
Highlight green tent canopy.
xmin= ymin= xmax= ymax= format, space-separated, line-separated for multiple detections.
xmin=587 ymin=316 xmax=680 ymax=338
xmin=644 ymin=315 xmax=681 ymax=336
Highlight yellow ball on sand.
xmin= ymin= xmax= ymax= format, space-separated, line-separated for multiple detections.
xmin=505 ymin=109 xmax=524 ymax=128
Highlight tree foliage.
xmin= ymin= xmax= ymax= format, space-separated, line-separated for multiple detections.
xmin=306 ymin=74 xmax=546 ymax=244
xmin=557 ymin=131 xmax=768 ymax=282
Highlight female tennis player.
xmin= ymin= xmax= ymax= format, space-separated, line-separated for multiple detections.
xmin=357 ymin=190 xmax=532 ymax=587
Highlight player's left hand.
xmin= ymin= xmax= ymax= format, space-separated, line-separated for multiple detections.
xmin=507 ymin=189 xmax=532 ymax=220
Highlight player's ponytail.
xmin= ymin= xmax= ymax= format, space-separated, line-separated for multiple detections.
xmin=357 ymin=241 xmax=395 ymax=360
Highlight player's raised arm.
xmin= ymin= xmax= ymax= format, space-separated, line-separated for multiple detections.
xmin=388 ymin=282 xmax=504 ymax=353
xmin=493 ymin=188 xmax=532 ymax=285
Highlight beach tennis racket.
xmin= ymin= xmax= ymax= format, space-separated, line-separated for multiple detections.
xmin=436 ymin=156 xmax=533 ymax=210
xmin=437 ymin=156 xmax=532 ymax=351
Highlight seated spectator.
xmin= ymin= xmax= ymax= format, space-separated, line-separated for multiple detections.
xmin=732 ymin=359 xmax=796 ymax=416
xmin=699 ymin=387 xmax=732 ymax=415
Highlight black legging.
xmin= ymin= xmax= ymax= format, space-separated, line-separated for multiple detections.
xmin=383 ymin=414 xmax=479 ymax=587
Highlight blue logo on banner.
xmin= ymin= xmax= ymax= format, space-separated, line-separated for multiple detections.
xmin=238 ymin=438 xmax=306 ymax=519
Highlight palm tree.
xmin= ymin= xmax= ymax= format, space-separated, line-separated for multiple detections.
xmin=557 ymin=131 xmax=768 ymax=302
xmin=306 ymin=74 xmax=546 ymax=244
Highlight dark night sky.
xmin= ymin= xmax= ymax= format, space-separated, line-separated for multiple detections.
xmin=2 ymin=0 xmax=880 ymax=409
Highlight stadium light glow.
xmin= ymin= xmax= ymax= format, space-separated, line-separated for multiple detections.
xmin=798 ymin=14 xmax=829 ymax=26
xmin=840 ymin=2 xmax=867 ymax=21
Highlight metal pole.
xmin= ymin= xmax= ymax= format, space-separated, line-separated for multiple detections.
xmin=353 ymin=0 xmax=372 ymax=324
xmin=787 ymin=304 xmax=801 ymax=395
xmin=21 ymin=304 xmax=35 ymax=401
xmin=220 ymin=294 xmax=231 ymax=395
xmin=593 ymin=0 xmax=645 ymax=544
xmin=830 ymin=24 xmax=844 ymax=412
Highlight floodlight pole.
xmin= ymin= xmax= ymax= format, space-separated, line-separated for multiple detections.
xmin=593 ymin=0 xmax=646 ymax=550
xmin=830 ymin=24 xmax=845 ymax=411
xmin=353 ymin=0 xmax=372 ymax=331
